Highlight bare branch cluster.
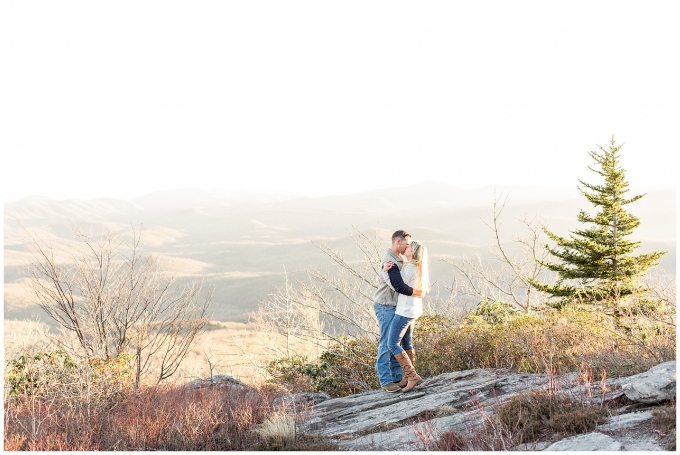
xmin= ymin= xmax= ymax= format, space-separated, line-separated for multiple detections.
xmin=443 ymin=192 xmax=553 ymax=312
xmin=251 ymin=228 xmax=384 ymax=368
xmin=601 ymin=273 xmax=676 ymax=364
xmin=642 ymin=269 xmax=676 ymax=309
xmin=21 ymin=223 xmax=212 ymax=387
xmin=250 ymin=272 xmax=325 ymax=361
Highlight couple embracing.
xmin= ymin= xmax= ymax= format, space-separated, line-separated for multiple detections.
xmin=373 ymin=230 xmax=430 ymax=393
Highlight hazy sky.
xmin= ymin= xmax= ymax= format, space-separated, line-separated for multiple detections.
xmin=2 ymin=1 xmax=678 ymax=202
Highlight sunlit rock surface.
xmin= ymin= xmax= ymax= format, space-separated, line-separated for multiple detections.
xmin=299 ymin=362 xmax=675 ymax=451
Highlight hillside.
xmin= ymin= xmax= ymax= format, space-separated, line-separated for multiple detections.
xmin=4 ymin=183 xmax=675 ymax=325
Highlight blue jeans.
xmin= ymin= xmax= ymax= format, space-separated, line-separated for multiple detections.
xmin=374 ymin=303 xmax=404 ymax=386
xmin=387 ymin=314 xmax=415 ymax=356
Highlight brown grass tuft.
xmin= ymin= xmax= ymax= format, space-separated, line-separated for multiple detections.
xmin=652 ymin=400 xmax=676 ymax=451
xmin=494 ymin=389 xmax=607 ymax=445
xmin=435 ymin=430 xmax=469 ymax=450
xmin=431 ymin=388 xmax=610 ymax=451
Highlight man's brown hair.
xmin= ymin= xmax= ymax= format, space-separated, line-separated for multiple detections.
xmin=392 ymin=230 xmax=411 ymax=242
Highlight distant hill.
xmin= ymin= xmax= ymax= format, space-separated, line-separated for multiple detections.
xmin=4 ymin=183 xmax=675 ymax=325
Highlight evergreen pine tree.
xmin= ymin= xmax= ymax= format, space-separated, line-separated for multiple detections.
xmin=530 ymin=138 xmax=666 ymax=309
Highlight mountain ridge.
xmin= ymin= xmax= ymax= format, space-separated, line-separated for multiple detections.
xmin=5 ymin=184 xmax=675 ymax=324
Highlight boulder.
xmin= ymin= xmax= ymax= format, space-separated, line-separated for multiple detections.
xmin=618 ymin=361 xmax=676 ymax=404
xmin=184 ymin=374 xmax=249 ymax=390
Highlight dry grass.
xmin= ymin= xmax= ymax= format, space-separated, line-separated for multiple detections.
xmin=434 ymin=404 xmax=457 ymax=417
xmin=251 ymin=411 xmax=340 ymax=453
xmin=173 ymin=320 xmax=323 ymax=387
xmin=174 ymin=321 xmax=276 ymax=385
xmin=3 ymin=318 xmax=338 ymax=451
xmin=3 ymin=319 xmax=321 ymax=389
xmin=432 ymin=387 xmax=610 ymax=451
xmin=435 ymin=430 xmax=470 ymax=450
xmin=651 ymin=401 xmax=676 ymax=451
xmin=420 ymin=306 xmax=675 ymax=379
xmin=4 ymin=383 xmax=273 ymax=450
xmin=252 ymin=412 xmax=297 ymax=443
xmin=495 ymin=389 xmax=608 ymax=444
xmin=3 ymin=382 xmax=341 ymax=451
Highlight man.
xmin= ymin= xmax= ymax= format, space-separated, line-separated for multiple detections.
xmin=373 ymin=230 xmax=422 ymax=392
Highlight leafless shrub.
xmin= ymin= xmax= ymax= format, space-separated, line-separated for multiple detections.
xmin=251 ymin=271 xmax=326 ymax=362
xmin=250 ymin=227 xmax=383 ymax=377
xmin=444 ymin=191 xmax=554 ymax=312
xmin=603 ymin=282 xmax=676 ymax=365
xmin=304 ymin=227 xmax=384 ymax=340
xmin=253 ymin=226 xmax=467 ymax=374
xmin=643 ymin=268 xmax=676 ymax=307
xmin=19 ymin=223 xmax=212 ymax=387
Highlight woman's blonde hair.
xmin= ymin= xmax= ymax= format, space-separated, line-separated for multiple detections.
xmin=410 ymin=240 xmax=430 ymax=295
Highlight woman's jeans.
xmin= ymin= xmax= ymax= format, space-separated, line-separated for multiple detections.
xmin=374 ymin=303 xmax=403 ymax=386
xmin=387 ymin=314 xmax=415 ymax=357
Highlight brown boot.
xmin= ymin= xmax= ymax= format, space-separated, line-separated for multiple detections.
xmin=404 ymin=349 xmax=415 ymax=367
xmin=397 ymin=350 xmax=415 ymax=387
xmin=395 ymin=351 xmax=422 ymax=392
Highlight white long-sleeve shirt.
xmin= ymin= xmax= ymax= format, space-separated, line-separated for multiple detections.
xmin=380 ymin=262 xmax=423 ymax=319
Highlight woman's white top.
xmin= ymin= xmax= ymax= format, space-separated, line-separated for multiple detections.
xmin=380 ymin=262 xmax=423 ymax=319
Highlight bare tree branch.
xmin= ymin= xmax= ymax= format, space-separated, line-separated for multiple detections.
xmin=443 ymin=191 xmax=554 ymax=312
xmin=20 ymin=223 xmax=212 ymax=388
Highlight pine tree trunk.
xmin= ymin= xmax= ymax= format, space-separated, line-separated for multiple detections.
xmin=612 ymin=211 xmax=618 ymax=273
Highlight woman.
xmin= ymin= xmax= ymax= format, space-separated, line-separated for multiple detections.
xmin=381 ymin=239 xmax=430 ymax=392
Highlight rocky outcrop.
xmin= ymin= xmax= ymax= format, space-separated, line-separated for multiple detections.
xmin=298 ymin=361 xmax=675 ymax=451
xmin=618 ymin=361 xmax=676 ymax=404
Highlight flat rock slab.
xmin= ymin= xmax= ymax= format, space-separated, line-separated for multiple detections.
xmin=304 ymin=367 xmax=622 ymax=441
xmin=338 ymin=407 xmax=486 ymax=451
xmin=299 ymin=362 xmax=672 ymax=450
xmin=617 ymin=435 xmax=664 ymax=451
xmin=597 ymin=410 xmax=654 ymax=431
xmin=545 ymin=432 xmax=623 ymax=451
xmin=618 ymin=361 xmax=676 ymax=404
xmin=304 ymin=368 xmax=548 ymax=438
